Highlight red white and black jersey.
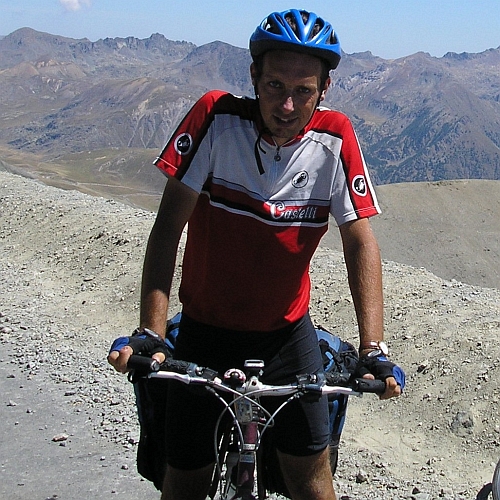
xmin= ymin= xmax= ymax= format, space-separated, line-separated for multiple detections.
xmin=155 ymin=90 xmax=380 ymax=331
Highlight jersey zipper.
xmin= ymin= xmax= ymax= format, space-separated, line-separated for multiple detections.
xmin=273 ymin=145 xmax=282 ymax=162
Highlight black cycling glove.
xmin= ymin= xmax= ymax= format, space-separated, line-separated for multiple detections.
xmin=109 ymin=328 xmax=173 ymax=359
xmin=356 ymin=354 xmax=406 ymax=390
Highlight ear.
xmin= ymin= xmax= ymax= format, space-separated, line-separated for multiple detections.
xmin=320 ymin=77 xmax=331 ymax=102
xmin=250 ymin=62 xmax=258 ymax=87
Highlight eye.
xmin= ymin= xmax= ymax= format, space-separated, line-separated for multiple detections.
xmin=268 ymin=80 xmax=283 ymax=89
xmin=297 ymin=86 xmax=312 ymax=94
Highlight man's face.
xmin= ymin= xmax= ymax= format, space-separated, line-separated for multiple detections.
xmin=251 ymin=50 xmax=330 ymax=146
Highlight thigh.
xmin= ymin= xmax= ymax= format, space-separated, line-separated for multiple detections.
xmin=165 ymin=315 xmax=238 ymax=470
xmin=277 ymin=447 xmax=335 ymax=500
xmin=262 ymin=314 xmax=330 ymax=456
xmin=165 ymin=380 xmax=226 ymax=470
xmin=269 ymin=391 xmax=330 ymax=455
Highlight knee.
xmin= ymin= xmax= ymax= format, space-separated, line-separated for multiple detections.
xmin=278 ymin=448 xmax=336 ymax=500
xmin=161 ymin=463 xmax=214 ymax=500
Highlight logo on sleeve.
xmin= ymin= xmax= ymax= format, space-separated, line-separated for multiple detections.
xmin=352 ymin=175 xmax=367 ymax=196
xmin=174 ymin=133 xmax=193 ymax=155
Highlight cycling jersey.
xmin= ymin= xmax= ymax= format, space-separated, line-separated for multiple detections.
xmin=155 ymin=90 xmax=380 ymax=331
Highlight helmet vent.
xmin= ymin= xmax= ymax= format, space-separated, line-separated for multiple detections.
xmin=250 ymin=9 xmax=342 ymax=69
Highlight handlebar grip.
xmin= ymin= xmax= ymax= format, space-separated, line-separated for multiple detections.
xmin=160 ymin=358 xmax=197 ymax=375
xmin=127 ymin=355 xmax=160 ymax=373
xmin=127 ymin=356 xmax=205 ymax=377
xmin=351 ymin=378 xmax=386 ymax=394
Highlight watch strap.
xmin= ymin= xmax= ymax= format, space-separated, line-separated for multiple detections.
xmin=132 ymin=327 xmax=163 ymax=341
xmin=359 ymin=340 xmax=388 ymax=355
xmin=359 ymin=340 xmax=382 ymax=350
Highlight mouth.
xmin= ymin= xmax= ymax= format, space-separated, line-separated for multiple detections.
xmin=273 ymin=115 xmax=298 ymax=126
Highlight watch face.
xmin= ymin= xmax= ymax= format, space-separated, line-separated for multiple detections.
xmin=378 ymin=341 xmax=389 ymax=355
xmin=361 ymin=340 xmax=389 ymax=356
xmin=365 ymin=349 xmax=383 ymax=359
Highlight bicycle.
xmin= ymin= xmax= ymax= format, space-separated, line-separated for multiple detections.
xmin=475 ymin=455 xmax=500 ymax=500
xmin=127 ymin=354 xmax=385 ymax=500
xmin=492 ymin=458 xmax=500 ymax=500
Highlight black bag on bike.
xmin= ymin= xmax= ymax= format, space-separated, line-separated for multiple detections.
xmin=317 ymin=325 xmax=359 ymax=474
xmin=260 ymin=325 xmax=358 ymax=498
xmin=132 ymin=316 xmax=357 ymax=494
xmin=131 ymin=313 xmax=181 ymax=491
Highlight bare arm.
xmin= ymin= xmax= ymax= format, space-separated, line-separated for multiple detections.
xmin=339 ymin=218 xmax=384 ymax=346
xmin=140 ymin=177 xmax=199 ymax=336
xmin=339 ymin=218 xmax=401 ymax=399
xmin=108 ymin=177 xmax=198 ymax=372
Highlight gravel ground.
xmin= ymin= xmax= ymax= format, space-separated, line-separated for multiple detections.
xmin=1 ymin=170 xmax=500 ymax=500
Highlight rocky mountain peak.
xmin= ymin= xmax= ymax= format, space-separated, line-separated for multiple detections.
xmin=0 ymin=28 xmax=499 ymax=186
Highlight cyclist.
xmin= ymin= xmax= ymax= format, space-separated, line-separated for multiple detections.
xmin=109 ymin=9 xmax=404 ymax=500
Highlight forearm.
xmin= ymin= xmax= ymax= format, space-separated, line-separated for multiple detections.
xmin=138 ymin=177 xmax=198 ymax=337
xmin=340 ymin=220 xmax=384 ymax=345
xmin=346 ymin=242 xmax=384 ymax=341
xmin=139 ymin=226 xmax=181 ymax=337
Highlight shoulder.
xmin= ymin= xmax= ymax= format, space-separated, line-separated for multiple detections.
xmin=196 ymin=89 xmax=231 ymax=106
xmin=306 ymin=108 xmax=358 ymax=142
xmin=196 ymin=90 xmax=257 ymax=119
xmin=312 ymin=107 xmax=352 ymax=128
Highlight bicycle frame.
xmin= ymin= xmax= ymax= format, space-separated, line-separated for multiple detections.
xmin=128 ymin=355 xmax=383 ymax=500
xmin=212 ymin=360 xmax=270 ymax=500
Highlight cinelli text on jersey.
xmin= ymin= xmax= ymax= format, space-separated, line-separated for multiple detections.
xmin=269 ymin=202 xmax=318 ymax=222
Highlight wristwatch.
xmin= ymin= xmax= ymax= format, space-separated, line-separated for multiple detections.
xmin=359 ymin=340 xmax=389 ymax=357
xmin=132 ymin=327 xmax=163 ymax=341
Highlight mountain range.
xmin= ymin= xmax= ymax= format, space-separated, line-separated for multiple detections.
xmin=0 ymin=27 xmax=499 ymax=194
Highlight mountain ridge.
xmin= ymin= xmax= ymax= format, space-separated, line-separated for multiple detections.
xmin=0 ymin=28 xmax=499 ymax=188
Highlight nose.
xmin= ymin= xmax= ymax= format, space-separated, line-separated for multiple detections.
xmin=281 ymin=95 xmax=294 ymax=113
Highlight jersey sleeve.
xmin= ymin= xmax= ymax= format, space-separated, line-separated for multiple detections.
xmin=154 ymin=90 xmax=228 ymax=193
xmin=329 ymin=116 xmax=381 ymax=226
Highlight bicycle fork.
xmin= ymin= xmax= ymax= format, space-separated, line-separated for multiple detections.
xmin=221 ymin=360 xmax=265 ymax=500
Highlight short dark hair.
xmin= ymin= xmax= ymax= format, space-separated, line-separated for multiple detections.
xmin=283 ymin=11 xmax=322 ymax=38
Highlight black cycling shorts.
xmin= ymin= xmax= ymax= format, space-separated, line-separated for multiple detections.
xmin=164 ymin=312 xmax=330 ymax=470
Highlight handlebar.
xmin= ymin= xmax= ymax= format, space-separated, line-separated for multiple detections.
xmin=127 ymin=355 xmax=386 ymax=396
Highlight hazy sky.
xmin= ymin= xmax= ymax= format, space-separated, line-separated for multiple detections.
xmin=1 ymin=0 xmax=499 ymax=59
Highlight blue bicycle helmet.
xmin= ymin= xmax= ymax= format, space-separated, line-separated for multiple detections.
xmin=249 ymin=9 xmax=341 ymax=70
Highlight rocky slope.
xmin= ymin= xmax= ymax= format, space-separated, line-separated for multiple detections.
xmin=1 ymin=170 xmax=500 ymax=499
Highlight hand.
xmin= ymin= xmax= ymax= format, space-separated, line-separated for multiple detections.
xmin=356 ymin=354 xmax=406 ymax=400
xmin=107 ymin=329 xmax=171 ymax=374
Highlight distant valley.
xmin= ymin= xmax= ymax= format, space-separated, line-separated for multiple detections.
xmin=1 ymin=28 xmax=500 ymax=291
xmin=0 ymin=27 xmax=499 ymax=193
